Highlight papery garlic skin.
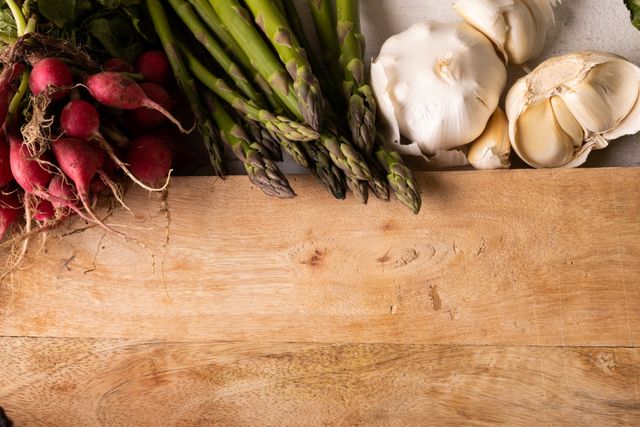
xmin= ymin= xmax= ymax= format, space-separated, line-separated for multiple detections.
xmin=371 ymin=21 xmax=506 ymax=159
xmin=468 ymin=108 xmax=511 ymax=169
xmin=506 ymin=51 xmax=640 ymax=168
xmin=453 ymin=0 xmax=558 ymax=65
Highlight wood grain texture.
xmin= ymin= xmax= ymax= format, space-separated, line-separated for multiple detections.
xmin=0 ymin=169 xmax=638 ymax=347
xmin=1 ymin=338 xmax=638 ymax=426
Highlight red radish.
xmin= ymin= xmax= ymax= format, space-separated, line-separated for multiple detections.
xmin=48 ymin=175 xmax=78 ymax=213
xmin=59 ymin=99 xmax=167 ymax=192
xmin=127 ymin=83 xmax=172 ymax=130
xmin=61 ymin=100 xmax=100 ymax=140
xmin=103 ymin=58 xmax=134 ymax=73
xmin=135 ymin=51 xmax=171 ymax=85
xmin=90 ymin=176 xmax=107 ymax=194
xmin=33 ymin=199 xmax=55 ymax=221
xmin=8 ymin=134 xmax=53 ymax=193
xmin=51 ymin=138 xmax=102 ymax=197
xmin=0 ymin=133 xmax=13 ymax=187
xmin=29 ymin=58 xmax=73 ymax=102
xmin=126 ymin=135 xmax=172 ymax=186
xmin=86 ymin=72 xmax=190 ymax=134
xmin=0 ymin=191 xmax=21 ymax=239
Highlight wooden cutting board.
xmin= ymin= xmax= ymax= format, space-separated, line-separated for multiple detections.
xmin=1 ymin=169 xmax=639 ymax=425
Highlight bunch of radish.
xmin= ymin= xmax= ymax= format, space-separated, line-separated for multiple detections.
xmin=0 ymin=50 xmax=186 ymax=250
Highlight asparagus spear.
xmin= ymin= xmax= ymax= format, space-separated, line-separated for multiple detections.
xmin=320 ymin=132 xmax=372 ymax=181
xmin=245 ymin=120 xmax=283 ymax=162
xmin=277 ymin=0 xmax=341 ymax=110
xmin=180 ymin=44 xmax=319 ymax=142
xmin=375 ymin=139 xmax=422 ymax=214
xmin=278 ymin=135 xmax=311 ymax=169
xmin=346 ymin=176 xmax=368 ymax=204
xmin=303 ymin=142 xmax=347 ymax=200
xmin=210 ymin=0 xmax=304 ymax=121
xmin=336 ymin=0 xmax=377 ymax=155
xmin=368 ymin=165 xmax=391 ymax=202
xmin=242 ymin=0 xmax=324 ymax=131
xmin=309 ymin=0 xmax=343 ymax=91
xmin=146 ymin=0 xmax=226 ymax=177
xmin=167 ymin=0 xmax=267 ymax=106
xmin=188 ymin=0 xmax=286 ymax=114
xmin=207 ymin=94 xmax=295 ymax=199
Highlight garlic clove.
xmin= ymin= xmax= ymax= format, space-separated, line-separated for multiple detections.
xmin=452 ymin=0 xmax=509 ymax=61
xmin=513 ymin=99 xmax=580 ymax=168
xmin=549 ymin=96 xmax=584 ymax=148
xmin=502 ymin=1 xmax=542 ymax=65
xmin=604 ymin=86 xmax=640 ymax=140
xmin=558 ymin=60 xmax=640 ymax=134
xmin=468 ymin=108 xmax=511 ymax=169
xmin=453 ymin=0 xmax=558 ymax=65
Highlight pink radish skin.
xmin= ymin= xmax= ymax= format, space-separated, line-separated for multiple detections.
xmin=48 ymin=175 xmax=78 ymax=215
xmin=103 ymin=58 xmax=134 ymax=73
xmin=86 ymin=72 xmax=189 ymax=134
xmin=51 ymin=138 xmax=102 ymax=197
xmin=34 ymin=199 xmax=55 ymax=221
xmin=0 ymin=191 xmax=21 ymax=239
xmin=29 ymin=58 xmax=73 ymax=102
xmin=127 ymin=83 xmax=171 ymax=130
xmin=0 ymin=133 xmax=13 ymax=187
xmin=8 ymin=134 xmax=53 ymax=193
xmin=60 ymin=100 xmax=100 ymax=140
xmin=126 ymin=135 xmax=172 ymax=186
xmin=136 ymin=51 xmax=171 ymax=86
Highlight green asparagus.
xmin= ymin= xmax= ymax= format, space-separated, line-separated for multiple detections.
xmin=188 ymin=0 xmax=286 ymax=114
xmin=168 ymin=0 xmax=266 ymax=105
xmin=303 ymin=142 xmax=347 ymax=200
xmin=243 ymin=0 xmax=324 ymax=131
xmin=146 ymin=0 xmax=226 ymax=177
xmin=207 ymin=95 xmax=295 ymax=199
xmin=346 ymin=176 xmax=368 ymax=204
xmin=320 ymin=132 xmax=372 ymax=181
xmin=180 ymin=44 xmax=319 ymax=142
xmin=210 ymin=0 xmax=303 ymax=120
xmin=309 ymin=0 xmax=343 ymax=91
xmin=336 ymin=0 xmax=376 ymax=155
xmin=245 ymin=120 xmax=283 ymax=162
xmin=375 ymin=140 xmax=422 ymax=214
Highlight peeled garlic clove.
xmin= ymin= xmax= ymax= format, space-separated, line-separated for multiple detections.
xmin=512 ymin=98 xmax=581 ymax=168
xmin=371 ymin=22 xmax=506 ymax=158
xmin=468 ymin=108 xmax=511 ymax=170
xmin=454 ymin=0 xmax=558 ymax=65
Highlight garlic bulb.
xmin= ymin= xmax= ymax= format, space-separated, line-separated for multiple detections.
xmin=506 ymin=51 xmax=640 ymax=168
xmin=371 ymin=21 xmax=507 ymax=159
xmin=468 ymin=108 xmax=511 ymax=169
xmin=453 ymin=0 xmax=559 ymax=65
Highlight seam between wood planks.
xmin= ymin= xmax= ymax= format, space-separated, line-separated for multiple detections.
xmin=1 ymin=335 xmax=639 ymax=349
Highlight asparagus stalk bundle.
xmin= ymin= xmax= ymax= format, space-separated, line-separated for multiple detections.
xmin=206 ymin=94 xmax=295 ymax=199
xmin=146 ymin=0 xmax=422 ymax=213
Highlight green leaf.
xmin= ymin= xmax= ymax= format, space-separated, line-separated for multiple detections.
xmin=0 ymin=8 xmax=17 ymax=39
xmin=626 ymin=0 xmax=640 ymax=30
xmin=95 ymin=0 xmax=140 ymax=8
xmin=86 ymin=14 xmax=143 ymax=62
xmin=37 ymin=0 xmax=76 ymax=28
